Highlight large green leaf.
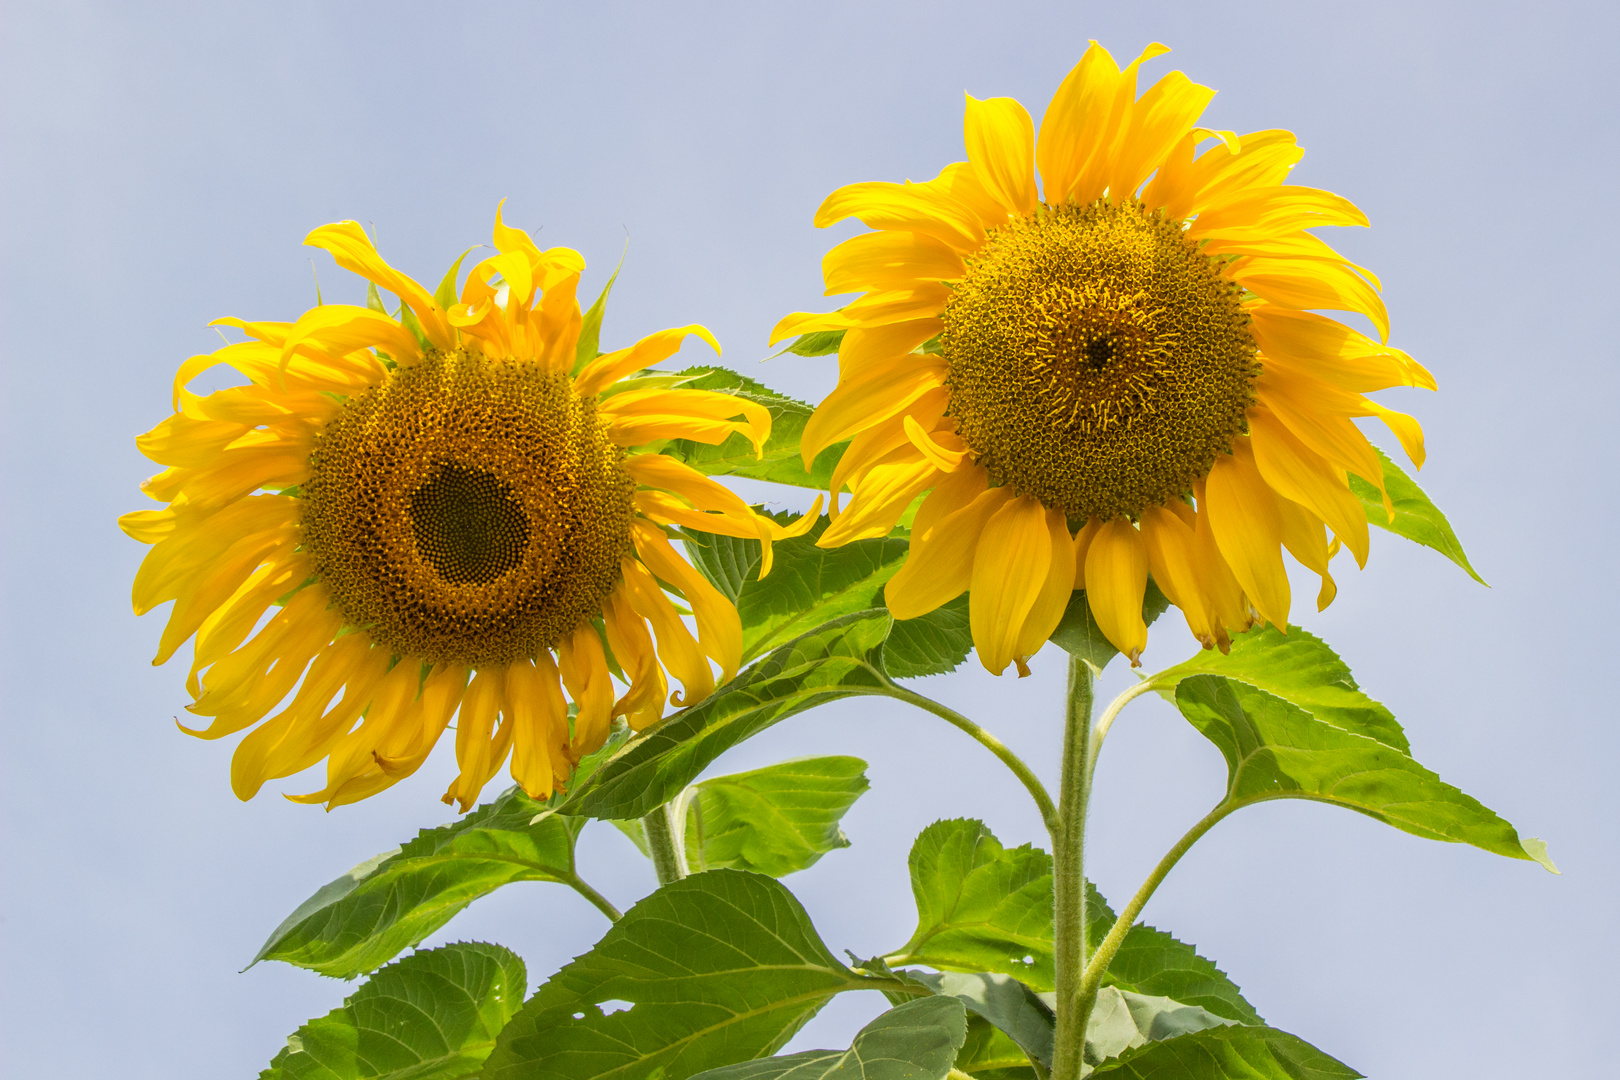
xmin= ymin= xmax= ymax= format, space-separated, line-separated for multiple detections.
xmin=1084 ymin=885 xmax=1261 ymax=1025
xmin=886 ymin=819 xmax=1055 ymax=991
xmin=1082 ymin=987 xmax=1236 ymax=1069
xmin=686 ymin=996 xmax=968 ymax=1080
xmin=899 ymin=970 xmax=1054 ymax=1069
xmin=681 ymin=516 xmax=909 ymax=664
xmin=259 ymin=942 xmax=525 ymax=1080
xmin=252 ymin=787 xmax=592 ymax=978
xmin=658 ymin=365 xmax=842 ymax=488
xmin=1150 ymin=625 xmax=1407 ymax=754
xmin=482 ymin=870 xmax=897 ymax=1080
xmin=562 ymin=612 xmax=893 ymax=820
xmin=1087 ymin=1024 xmax=1360 ymax=1080
xmin=614 ymin=756 xmax=870 ymax=877
xmin=1050 ymin=582 xmax=1171 ymax=674
xmin=954 ymin=1015 xmax=1040 ymax=1080
xmin=1175 ymin=675 xmax=1555 ymax=869
xmin=882 ymin=593 xmax=973 ymax=680
xmin=1350 ymin=446 xmax=1485 ymax=585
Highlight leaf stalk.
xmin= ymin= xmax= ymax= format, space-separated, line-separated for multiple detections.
xmin=642 ymin=802 xmax=690 ymax=885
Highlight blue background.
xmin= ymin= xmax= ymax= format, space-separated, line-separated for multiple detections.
xmin=2 ymin=2 xmax=1614 ymax=1077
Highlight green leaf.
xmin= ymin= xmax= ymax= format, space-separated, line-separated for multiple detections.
xmin=901 ymin=970 xmax=1053 ymax=1069
xmin=687 ymin=756 xmax=870 ymax=875
xmin=780 ymin=329 xmax=846 ymax=358
xmin=483 ymin=870 xmax=893 ymax=1080
xmin=686 ymin=996 xmax=967 ymax=1080
xmin=882 ymin=593 xmax=973 ymax=680
xmin=1050 ymin=581 xmax=1171 ymax=674
xmin=1350 ymin=446 xmax=1485 ymax=585
xmin=659 ymin=365 xmax=843 ymax=488
xmin=562 ymin=612 xmax=893 ymax=820
xmin=682 ymin=514 xmax=909 ymax=664
xmin=259 ymin=942 xmax=525 ymax=1080
xmin=1084 ymin=885 xmax=1262 ymax=1026
xmin=1151 ymin=625 xmax=1408 ymax=754
xmin=954 ymin=1015 xmax=1040 ymax=1080
xmin=252 ymin=787 xmax=587 ymax=978
xmin=1086 ymin=1024 xmax=1360 ymax=1080
xmin=573 ymin=257 xmax=623 ymax=375
xmin=1175 ymin=675 xmax=1554 ymax=868
xmin=1082 ymin=987 xmax=1236 ymax=1069
xmin=612 ymin=756 xmax=870 ymax=877
xmin=887 ymin=819 xmax=1055 ymax=991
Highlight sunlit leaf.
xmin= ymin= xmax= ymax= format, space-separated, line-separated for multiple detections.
xmin=1151 ymin=625 xmax=1407 ymax=753
xmin=885 ymin=819 xmax=1055 ymax=990
xmin=1351 ymin=446 xmax=1485 ymax=585
xmin=614 ymin=756 xmax=870 ymax=877
xmin=1175 ymin=675 xmax=1554 ymax=868
xmin=258 ymin=943 xmax=525 ymax=1080
xmin=483 ymin=870 xmax=894 ymax=1080
xmin=1086 ymin=1023 xmax=1360 ymax=1079
xmin=251 ymin=787 xmax=589 ymax=979
xmin=659 ymin=366 xmax=842 ymax=488
xmin=687 ymin=996 xmax=967 ymax=1080
xmin=680 ymin=515 xmax=907 ymax=664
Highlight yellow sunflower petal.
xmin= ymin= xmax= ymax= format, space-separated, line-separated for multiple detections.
xmin=1248 ymin=406 xmax=1370 ymax=567
xmin=1140 ymin=504 xmax=1217 ymax=648
xmin=886 ymin=481 xmax=1008 ymax=620
xmin=1083 ymin=517 xmax=1149 ymax=664
xmin=1230 ymin=257 xmax=1389 ymax=343
xmin=1274 ymin=497 xmax=1338 ymax=611
xmin=1106 ymin=69 xmax=1215 ymax=198
xmin=822 ymin=231 xmax=966 ymax=296
xmin=602 ymin=388 xmax=771 ymax=456
xmin=304 ymin=221 xmax=452 ymax=349
xmin=908 ymin=462 xmax=991 ymax=541
xmin=443 ymin=667 xmax=512 ymax=812
xmin=633 ymin=520 xmax=742 ymax=687
xmin=1249 ymin=304 xmax=1434 ymax=392
xmin=504 ymin=657 xmax=563 ymax=800
xmin=1038 ymin=41 xmax=1129 ymax=201
xmin=1066 ymin=42 xmax=1174 ymax=204
xmin=558 ymin=622 xmax=615 ymax=760
xmin=1012 ymin=507 xmax=1078 ymax=672
xmin=576 ymin=324 xmax=721 ymax=397
xmin=813 ymin=181 xmax=985 ymax=252
xmin=1190 ymin=484 xmax=1251 ymax=646
xmin=902 ymin=415 xmax=968 ymax=472
xmin=280 ymin=304 xmax=423 ymax=370
xmin=970 ymin=494 xmax=1054 ymax=675
xmin=964 ymin=94 xmax=1038 ymax=215
xmin=1189 ymin=185 xmax=1369 ymax=242
xmin=801 ymin=355 xmax=947 ymax=464
xmin=618 ymin=555 xmax=713 ymax=707
xmin=1072 ymin=518 xmax=1102 ymax=586
xmin=603 ymin=585 xmax=669 ymax=732
xmin=817 ymin=450 xmax=940 ymax=546
xmin=836 ymin=320 xmax=942 ymax=375
xmin=1204 ymin=440 xmax=1290 ymax=628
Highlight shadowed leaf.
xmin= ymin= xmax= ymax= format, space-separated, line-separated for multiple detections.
xmin=687 ymin=996 xmax=967 ymax=1080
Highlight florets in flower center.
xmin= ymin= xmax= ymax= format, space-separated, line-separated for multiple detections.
xmin=943 ymin=200 xmax=1259 ymax=522
xmin=301 ymin=349 xmax=636 ymax=667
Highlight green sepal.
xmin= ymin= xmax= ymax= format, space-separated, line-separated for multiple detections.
xmin=1351 ymin=446 xmax=1486 ymax=584
xmin=573 ymin=251 xmax=624 ymax=375
xmin=434 ymin=247 xmax=476 ymax=311
xmin=257 ymin=942 xmax=525 ymax=1080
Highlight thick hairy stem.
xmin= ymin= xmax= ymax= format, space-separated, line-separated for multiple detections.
xmin=641 ymin=801 xmax=689 ymax=885
xmin=1051 ymin=656 xmax=1095 ymax=1080
xmin=884 ymin=681 xmax=1060 ymax=843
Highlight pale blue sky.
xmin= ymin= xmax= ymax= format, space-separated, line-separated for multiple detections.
xmin=3 ymin=2 xmax=1615 ymax=1078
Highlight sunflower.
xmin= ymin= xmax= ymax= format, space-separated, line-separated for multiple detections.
xmin=123 ymin=206 xmax=810 ymax=810
xmin=772 ymin=41 xmax=1433 ymax=675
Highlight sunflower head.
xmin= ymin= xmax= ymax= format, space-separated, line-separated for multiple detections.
xmin=774 ymin=42 xmax=1436 ymax=674
xmin=123 ymin=205 xmax=812 ymax=810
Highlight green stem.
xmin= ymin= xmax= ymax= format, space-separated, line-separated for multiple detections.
xmin=884 ymin=682 xmax=1059 ymax=842
xmin=642 ymin=802 xmax=689 ymax=886
xmin=1087 ymin=679 xmax=1158 ymax=782
xmin=1051 ymin=655 xmax=1095 ymax=1080
xmin=1077 ymin=801 xmax=1235 ymax=1002
xmin=563 ymin=873 xmax=624 ymax=921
